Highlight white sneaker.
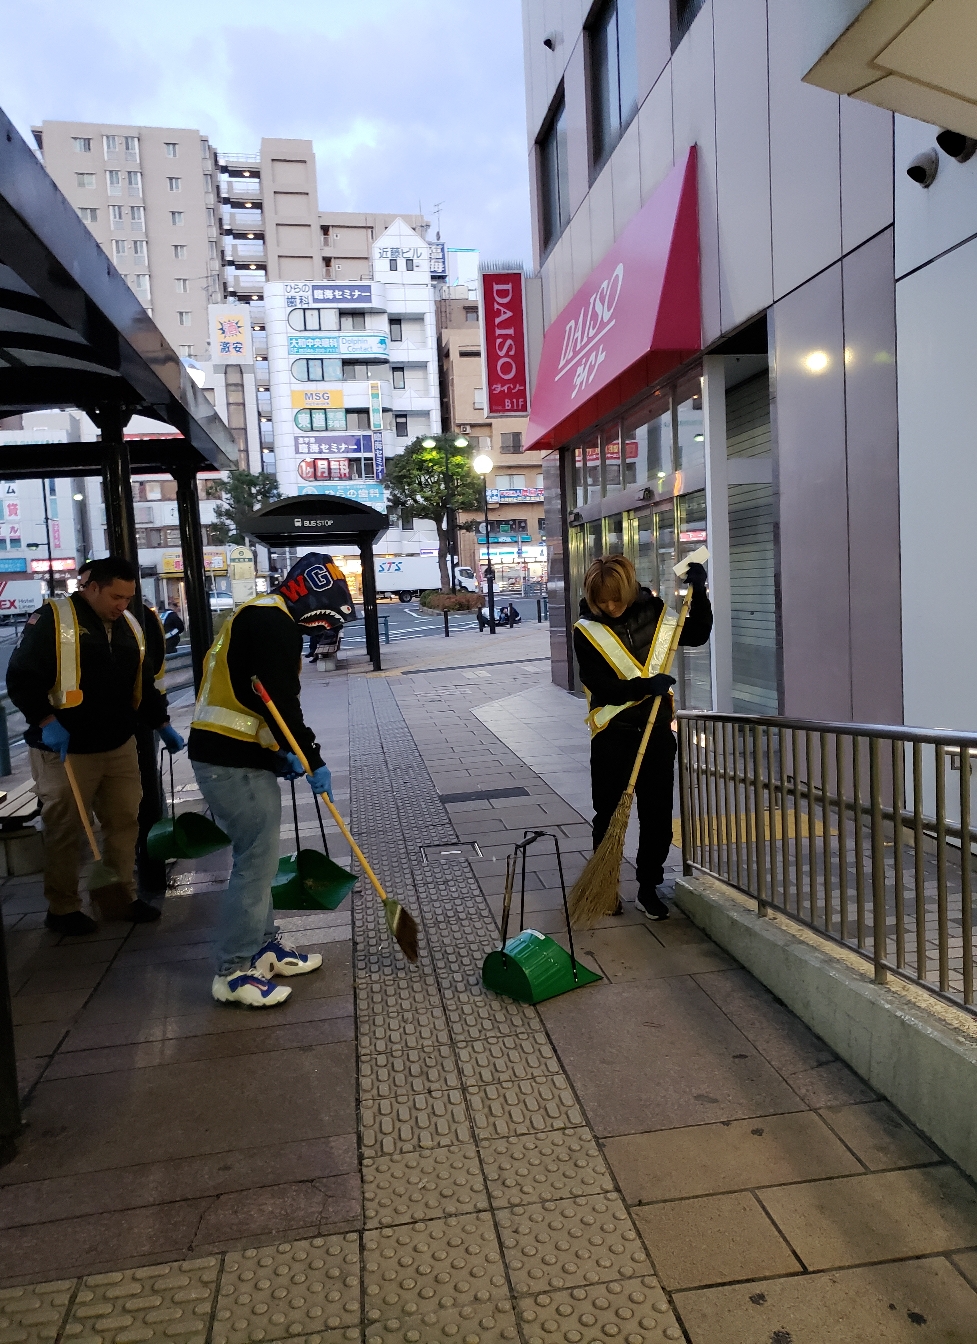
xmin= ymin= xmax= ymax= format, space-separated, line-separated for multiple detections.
xmin=252 ymin=936 xmax=323 ymax=978
xmin=212 ymin=969 xmax=292 ymax=1007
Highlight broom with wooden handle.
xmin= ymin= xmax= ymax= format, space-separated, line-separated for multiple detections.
xmin=63 ymin=758 xmax=133 ymax=920
xmin=250 ymin=677 xmax=419 ymax=963
xmin=568 ymin=550 xmax=707 ymax=929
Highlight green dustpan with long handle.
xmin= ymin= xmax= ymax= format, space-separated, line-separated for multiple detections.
xmin=272 ymin=780 xmax=357 ymax=911
xmin=146 ymin=751 xmax=230 ymax=861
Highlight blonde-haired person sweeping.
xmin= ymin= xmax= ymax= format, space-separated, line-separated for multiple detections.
xmin=573 ymin=554 xmax=712 ymax=919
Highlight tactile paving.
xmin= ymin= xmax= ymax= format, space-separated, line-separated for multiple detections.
xmin=362 ymin=1215 xmax=507 ymax=1325
xmin=360 ymin=1089 xmax=472 ymax=1156
xmin=455 ymin=1033 xmax=564 ymax=1087
xmin=518 ymin=1278 xmax=681 ymax=1344
xmin=359 ymin=1045 xmax=461 ymax=1099
xmin=363 ymin=1145 xmax=488 ymax=1227
xmin=357 ymin=1012 xmax=452 ymax=1055
xmin=0 ymin=1280 xmax=75 ymax=1343
xmin=212 ymin=1237 xmax=359 ymax=1344
xmin=442 ymin=991 xmax=540 ymax=1042
xmin=467 ymin=1076 xmax=585 ymax=1139
xmin=496 ymin=1196 xmax=650 ymax=1295
xmin=364 ymin=1298 xmax=519 ymax=1343
xmin=481 ymin=1130 xmax=615 ymax=1207
xmin=61 ymin=1259 xmax=219 ymax=1344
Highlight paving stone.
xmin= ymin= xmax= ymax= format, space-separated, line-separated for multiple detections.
xmin=633 ymin=1191 xmax=801 ymax=1290
xmin=0 ymin=1279 xmax=75 ymax=1343
xmin=442 ymin=991 xmax=541 ymax=1042
xmin=212 ymin=1236 xmax=359 ymax=1344
xmin=467 ymin=1076 xmax=586 ymax=1139
xmin=518 ymin=1277 xmax=681 ymax=1343
xmin=454 ymin=1032 xmax=564 ymax=1087
xmin=61 ymin=1258 xmax=219 ymax=1344
xmin=818 ymin=1101 xmax=939 ymax=1171
xmin=481 ymin=1129 xmax=614 ymax=1207
xmin=360 ymin=1089 xmax=473 ymax=1156
xmin=359 ymin=1046 xmax=461 ymax=1098
xmin=362 ymin=1214 xmax=508 ymax=1329
xmin=364 ymin=1297 xmax=518 ymax=1343
xmin=496 ymin=1195 xmax=650 ymax=1295
xmin=363 ymin=1146 xmax=489 ymax=1227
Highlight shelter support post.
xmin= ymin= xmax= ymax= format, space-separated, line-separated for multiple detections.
xmin=358 ymin=539 xmax=382 ymax=672
xmin=0 ymin=905 xmax=21 ymax=1165
xmin=174 ymin=470 xmax=212 ymax=690
xmin=97 ymin=402 xmax=143 ymax=613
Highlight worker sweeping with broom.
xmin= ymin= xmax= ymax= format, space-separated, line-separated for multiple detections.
xmin=572 ymin=553 xmax=712 ymax=922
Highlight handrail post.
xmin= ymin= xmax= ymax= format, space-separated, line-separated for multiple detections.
xmin=869 ymin=737 xmax=888 ymax=984
xmin=678 ymin=719 xmax=693 ymax=877
xmin=753 ymin=724 xmax=768 ymax=917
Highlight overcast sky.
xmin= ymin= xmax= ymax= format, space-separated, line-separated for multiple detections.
xmin=0 ymin=0 xmax=532 ymax=266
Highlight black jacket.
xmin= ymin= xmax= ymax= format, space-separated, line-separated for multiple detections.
xmin=573 ymin=586 xmax=713 ymax=736
xmin=188 ymin=604 xmax=325 ymax=773
xmin=7 ymin=595 xmax=169 ymax=755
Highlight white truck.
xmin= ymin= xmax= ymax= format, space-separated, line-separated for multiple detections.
xmin=374 ymin=557 xmax=479 ymax=602
xmin=0 ymin=579 xmax=46 ymax=622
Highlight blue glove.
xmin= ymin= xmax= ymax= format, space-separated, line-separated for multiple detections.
xmin=307 ymin=764 xmax=333 ymax=800
xmin=159 ymin=724 xmax=185 ymax=754
xmin=282 ymin=752 xmax=305 ymax=781
xmin=41 ymin=718 xmax=70 ymax=762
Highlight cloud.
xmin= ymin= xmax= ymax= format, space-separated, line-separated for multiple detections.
xmin=0 ymin=0 xmax=532 ymax=264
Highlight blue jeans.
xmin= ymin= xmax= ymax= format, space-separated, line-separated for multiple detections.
xmin=192 ymin=762 xmax=281 ymax=974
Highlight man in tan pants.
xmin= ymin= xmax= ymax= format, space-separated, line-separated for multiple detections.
xmin=7 ymin=557 xmax=184 ymax=936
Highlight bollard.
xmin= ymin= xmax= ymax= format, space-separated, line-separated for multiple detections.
xmin=542 ymin=596 xmax=549 ymax=621
xmin=381 ymin=615 xmax=390 ymax=645
xmin=443 ymin=610 xmax=450 ymax=638
xmin=536 ymin=599 xmax=542 ymax=623
xmin=0 ymin=704 xmax=10 ymax=779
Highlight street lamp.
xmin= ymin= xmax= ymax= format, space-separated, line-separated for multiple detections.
xmin=448 ymin=435 xmax=468 ymax=593
xmin=472 ymin=452 xmax=495 ymax=634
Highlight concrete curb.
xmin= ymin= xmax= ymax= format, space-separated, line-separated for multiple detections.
xmin=675 ymin=871 xmax=977 ymax=1181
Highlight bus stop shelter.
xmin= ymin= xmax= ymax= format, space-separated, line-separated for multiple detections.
xmin=244 ymin=495 xmax=388 ymax=671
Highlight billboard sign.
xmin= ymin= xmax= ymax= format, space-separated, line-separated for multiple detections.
xmin=480 ymin=270 xmax=528 ymax=415
xmin=311 ymin=284 xmax=372 ymax=304
xmin=287 ymin=333 xmax=387 ymax=357
xmin=297 ymin=482 xmax=386 ymax=507
xmin=210 ymin=307 xmax=253 ymax=363
xmin=291 ymin=389 xmax=344 ymax=409
xmin=293 ymin=433 xmax=372 ymax=455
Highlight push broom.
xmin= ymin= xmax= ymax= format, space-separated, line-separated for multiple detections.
xmin=250 ymin=677 xmax=419 ymax=963
xmin=62 ymin=758 xmax=133 ymax=920
xmin=568 ymin=548 xmax=708 ymax=929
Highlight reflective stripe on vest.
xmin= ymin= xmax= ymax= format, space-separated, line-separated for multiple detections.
xmin=121 ymin=610 xmax=146 ymax=708
xmin=190 ymin=594 xmax=286 ymax=750
xmin=48 ymin=596 xmax=82 ymax=709
xmin=146 ymin=606 xmax=167 ymax=688
xmin=575 ymin=606 xmax=679 ymax=737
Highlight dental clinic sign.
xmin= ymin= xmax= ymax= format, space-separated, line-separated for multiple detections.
xmin=480 ymin=270 xmax=528 ymax=416
xmin=525 ymin=148 xmax=700 ymax=450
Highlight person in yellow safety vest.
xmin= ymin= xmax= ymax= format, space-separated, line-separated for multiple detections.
xmin=573 ymin=554 xmax=712 ymax=921
xmin=6 ymin=556 xmax=186 ymax=937
xmin=189 ymin=552 xmax=354 ymax=1008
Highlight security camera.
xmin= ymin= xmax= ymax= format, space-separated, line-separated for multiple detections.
xmin=543 ymin=31 xmax=561 ymax=50
xmin=936 ymin=129 xmax=977 ymax=163
xmin=906 ymin=149 xmax=939 ymax=187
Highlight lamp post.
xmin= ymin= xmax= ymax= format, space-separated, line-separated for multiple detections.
xmin=473 ymin=452 xmax=495 ymax=634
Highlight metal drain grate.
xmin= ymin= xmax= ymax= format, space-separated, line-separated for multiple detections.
xmin=439 ymin=786 xmax=530 ymax=803
xmin=420 ymin=841 xmax=484 ymax=863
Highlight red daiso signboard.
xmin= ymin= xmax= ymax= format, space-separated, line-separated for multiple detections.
xmin=480 ymin=270 xmax=528 ymax=415
xmin=526 ymin=148 xmax=700 ymax=449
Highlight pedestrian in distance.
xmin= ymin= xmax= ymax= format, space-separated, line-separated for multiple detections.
xmin=159 ymin=606 xmax=185 ymax=654
xmin=573 ymin=554 xmax=712 ymax=921
xmin=6 ymin=556 xmax=186 ymax=936
xmin=189 ymin=552 xmax=345 ymax=1008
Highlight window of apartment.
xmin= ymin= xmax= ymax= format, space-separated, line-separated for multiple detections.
xmin=167 ymin=177 xmax=181 ymax=191
xmin=132 ymin=239 xmax=147 ymax=263
xmin=76 ymin=172 xmax=96 ymax=189
xmin=78 ymin=206 xmax=98 ymax=223
xmin=124 ymin=135 xmax=139 ymax=160
xmin=459 ymin=347 xmax=481 ymax=357
xmin=109 ymin=204 xmax=124 ymax=228
xmin=175 ymin=277 xmax=189 ymax=293
xmin=539 ymin=95 xmax=570 ymax=250
xmin=113 ymin=239 xmax=126 ymax=259
xmin=130 ymin=205 xmax=145 ymax=228
xmin=178 ymin=310 xmax=192 ymax=325
xmin=127 ymin=170 xmax=142 ymax=195
xmin=395 ymin=414 xmax=409 ymax=437
xmin=389 ymin=318 xmax=403 ymax=342
xmin=171 ymin=210 xmax=184 ymax=225
xmin=288 ymin=309 xmax=323 ymax=331
xmin=106 ymin=169 xmax=121 ymax=195
xmin=495 ymin=474 xmax=526 ymax=490
xmin=405 ymin=257 xmax=414 ymax=271
xmin=672 ymin=0 xmax=706 ymax=48
xmin=390 ymin=258 xmax=400 ymax=271
xmin=72 ymin=137 xmax=91 ymax=153
xmin=589 ymin=0 xmax=638 ymax=169
xmin=339 ymin=312 xmax=366 ymax=331
xmin=208 ymin=240 xmax=217 ymax=258
xmin=132 ymin=274 xmax=150 ymax=294
xmin=179 ymin=344 xmax=194 ymax=357
xmin=206 ymin=208 xmax=215 ymax=225
xmin=464 ymin=308 xmax=478 ymax=322
xmin=203 ymin=173 xmax=212 ymax=192
xmin=392 ymin=367 xmax=405 ymax=389
xmin=500 ymin=431 xmax=523 ymax=453
xmin=103 ymin=134 xmax=118 ymax=157
xmin=173 ymin=244 xmax=187 ymax=259
xmin=165 ymin=141 xmax=178 ymax=157
xmin=290 ymin=358 xmax=342 ymax=382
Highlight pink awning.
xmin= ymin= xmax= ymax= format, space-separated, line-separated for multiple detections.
xmin=525 ymin=148 xmax=700 ymax=450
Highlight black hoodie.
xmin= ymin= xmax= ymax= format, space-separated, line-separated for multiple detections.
xmin=573 ymin=585 xmax=713 ymax=736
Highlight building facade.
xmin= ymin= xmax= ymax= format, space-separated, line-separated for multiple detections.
xmin=520 ymin=0 xmax=946 ymax=731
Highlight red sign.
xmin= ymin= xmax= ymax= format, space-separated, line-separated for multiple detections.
xmin=30 ymin=558 xmax=76 ymax=573
xmin=526 ymin=149 xmax=700 ymax=450
xmin=480 ymin=270 xmax=528 ymax=416
xmin=298 ymin=457 xmax=350 ymax=482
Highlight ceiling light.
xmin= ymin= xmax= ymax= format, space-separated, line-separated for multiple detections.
xmin=693 ymin=434 xmax=704 ymax=441
xmin=243 ymin=171 xmax=251 ymax=177
xmin=803 ymin=350 xmax=829 ymax=374
xmin=72 ymin=492 xmax=84 ymax=501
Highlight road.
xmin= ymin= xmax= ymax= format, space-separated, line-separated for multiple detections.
xmin=339 ymin=595 xmax=546 ymax=650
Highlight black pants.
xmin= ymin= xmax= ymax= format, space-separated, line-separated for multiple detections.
xmin=135 ymin=726 xmax=166 ymax=899
xmin=591 ymin=727 xmax=676 ymax=890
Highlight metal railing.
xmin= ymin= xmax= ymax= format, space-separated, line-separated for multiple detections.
xmin=677 ymin=711 xmax=977 ymax=1015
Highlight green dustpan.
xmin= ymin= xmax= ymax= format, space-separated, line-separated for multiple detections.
xmin=271 ymin=780 xmax=357 ymax=910
xmin=146 ymin=752 xmax=231 ymax=860
xmin=481 ymin=831 xmax=601 ymax=1005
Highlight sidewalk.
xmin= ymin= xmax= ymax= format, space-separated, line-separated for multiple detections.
xmin=2 ymin=622 xmax=977 ymax=1343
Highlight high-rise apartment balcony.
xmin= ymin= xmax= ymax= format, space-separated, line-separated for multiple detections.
xmin=217 ymin=151 xmax=260 ymax=169
xmin=223 ymin=208 xmax=264 ymax=231
xmin=228 ymin=242 xmax=266 ymax=265
xmin=225 ymin=177 xmax=262 ymax=200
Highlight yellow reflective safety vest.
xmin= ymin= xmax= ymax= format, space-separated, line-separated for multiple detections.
xmin=190 ymin=595 xmax=286 ymax=751
xmin=575 ymin=605 xmax=678 ymax=738
xmin=146 ymin=605 xmax=167 ymax=690
xmin=47 ymin=596 xmax=146 ymax=711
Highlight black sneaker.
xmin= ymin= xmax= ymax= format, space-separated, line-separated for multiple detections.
xmin=45 ymin=910 xmax=98 ymax=936
xmin=636 ymin=887 xmax=670 ymax=921
xmin=124 ymin=899 xmax=162 ymax=924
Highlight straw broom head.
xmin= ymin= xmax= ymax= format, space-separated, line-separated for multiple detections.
xmin=568 ymin=785 xmax=634 ymax=928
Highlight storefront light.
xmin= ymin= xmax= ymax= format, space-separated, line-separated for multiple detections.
xmin=803 ymin=350 xmax=829 ymax=374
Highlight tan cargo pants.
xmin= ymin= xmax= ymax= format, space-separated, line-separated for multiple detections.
xmin=30 ymin=738 xmax=142 ymax=916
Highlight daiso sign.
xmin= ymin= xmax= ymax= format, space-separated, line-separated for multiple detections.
xmin=480 ymin=270 xmax=528 ymax=416
xmin=558 ymin=262 xmax=625 ymax=402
